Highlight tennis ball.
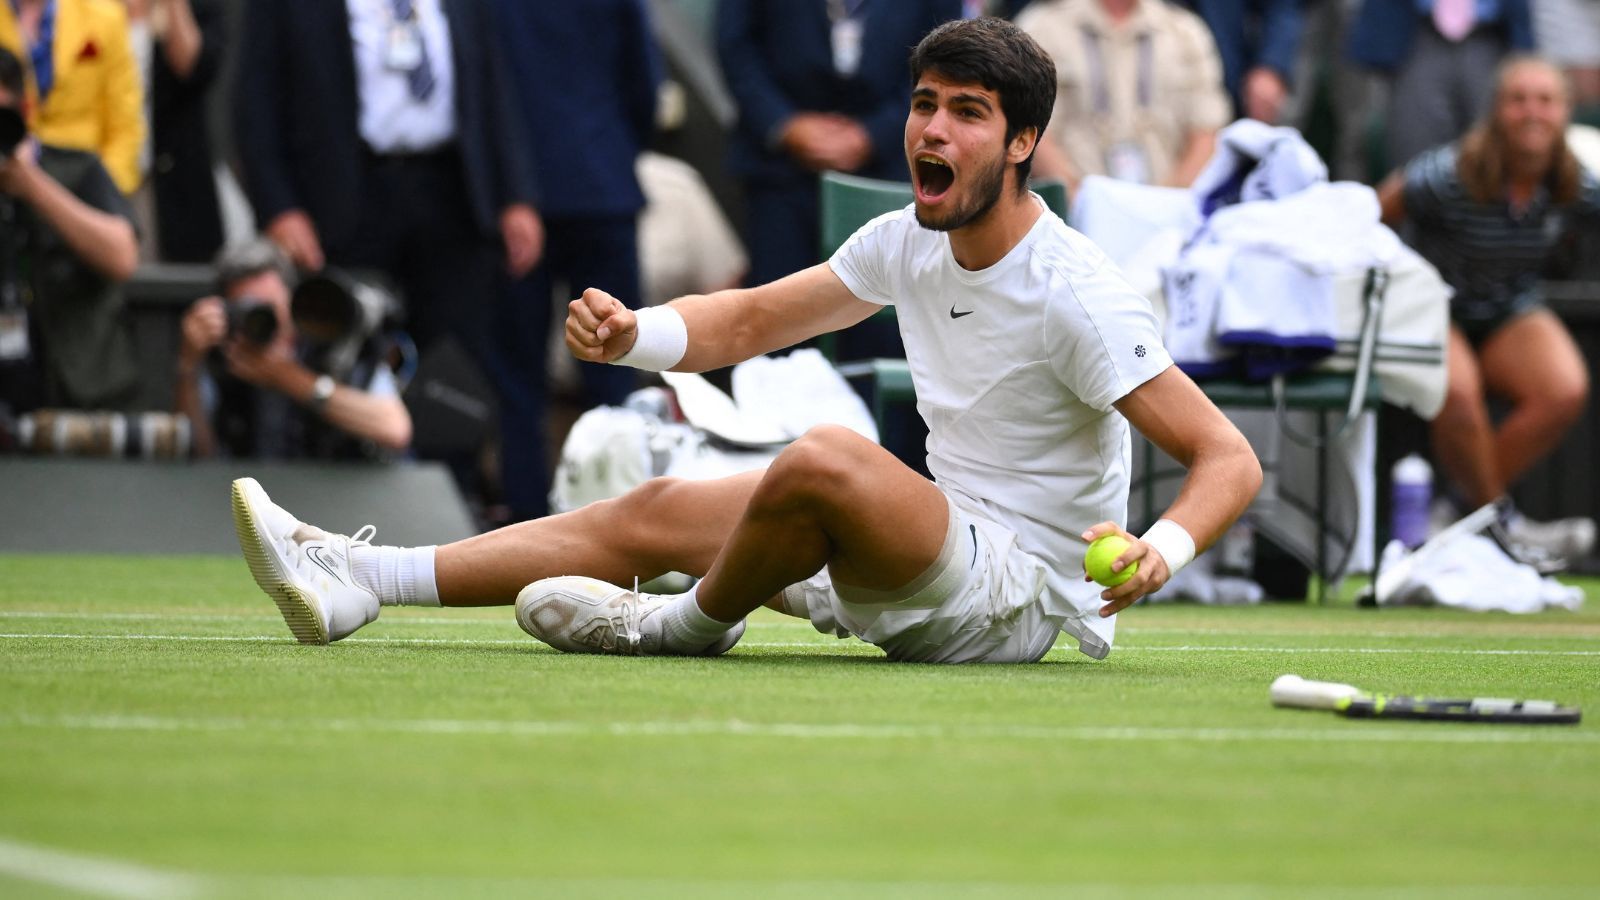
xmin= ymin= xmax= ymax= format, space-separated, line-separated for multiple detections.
xmin=1085 ymin=534 xmax=1137 ymax=587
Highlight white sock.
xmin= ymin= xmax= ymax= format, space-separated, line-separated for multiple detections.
xmin=656 ymin=585 xmax=737 ymax=651
xmin=350 ymin=544 xmax=440 ymax=607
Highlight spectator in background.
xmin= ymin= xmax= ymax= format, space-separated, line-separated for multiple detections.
xmin=1018 ymin=0 xmax=1231 ymax=193
xmin=232 ymin=0 xmax=541 ymax=502
xmin=1347 ymin=0 xmax=1533 ymax=171
xmin=488 ymin=0 xmax=659 ymax=523
xmin=1530 ymin=0 xmax=1600 ymax=120
xmin=174 ymin=240 xmax=411 ymax=460
xmin=716 ymin=0 xmax=960 ymax=289
xmin=1378 ymin=56 xmax=1597 ymax=569
xmin=0 ymin=45 xmax=140 ymax=414
xmin=1180 ymin=0 xmax=1303 ymax=124
xmin=125 ymin=0 xmax=224 ymax=264
xmin=0 ymin=0 xmax=144 ymax=195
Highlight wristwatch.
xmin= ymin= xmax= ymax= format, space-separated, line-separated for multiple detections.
xmin=308 ymin=374 xmax=336 ymax=411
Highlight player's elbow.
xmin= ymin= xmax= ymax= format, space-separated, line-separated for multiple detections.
xmin=1232 ymin=435 xmax=1264 ymax=505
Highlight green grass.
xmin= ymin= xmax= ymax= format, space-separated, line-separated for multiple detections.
xmin=2 ymin=555 xmax=1599 ymax=898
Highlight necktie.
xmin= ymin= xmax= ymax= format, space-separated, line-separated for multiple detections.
xmin=1432 ymin=0 xmax=1476 ymax=42
xmin=390 ymin=0 xmax=436 ymax=101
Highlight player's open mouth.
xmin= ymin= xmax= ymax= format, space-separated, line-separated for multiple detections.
xmin=914 ymin=154 xmax=954 ymax=202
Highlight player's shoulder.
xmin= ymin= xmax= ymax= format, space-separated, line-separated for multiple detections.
xmin=1029 ymin=213 xmax=1116 ymax=282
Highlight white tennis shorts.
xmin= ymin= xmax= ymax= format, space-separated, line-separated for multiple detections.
xmin=778 ymin=494 xmax=1061 ymax=663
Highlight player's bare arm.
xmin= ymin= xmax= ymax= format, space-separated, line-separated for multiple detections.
xmin=1087 ymin=366 xmax=1262 ymax=616
xmin=565 ymin=263 xmax=881 ymax=372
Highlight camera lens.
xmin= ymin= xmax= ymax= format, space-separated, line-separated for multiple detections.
xmin=228 ymin=297 xmax=279 ymax=345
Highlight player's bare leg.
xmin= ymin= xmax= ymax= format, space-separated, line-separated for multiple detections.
xmin=515 ymin=425 xmax=952 ymax=655
xmin=437 ymin=471 xmax=764 ymax=605
xmin=694 ymin=424 xmax=951 ymax=621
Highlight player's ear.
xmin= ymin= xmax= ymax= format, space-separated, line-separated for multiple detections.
xmin=1007 ymin=126 xmax=1038 ymax=165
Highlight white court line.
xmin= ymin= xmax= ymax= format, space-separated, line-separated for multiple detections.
xmin=4 ymin=631 xmax=1600 ymax=656
xmin=7 ymin=612 xmax=1600 ymax=643
xmin=0 ymin=837 xmax=202 ymax=899
xmin=5 ymin=712 xmax=1595 ymax=745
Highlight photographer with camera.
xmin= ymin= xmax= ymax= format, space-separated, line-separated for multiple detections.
xmin=0 ymin=45 xmax=140 ymax=417
xmin=174 ymin=239 xmax=411 ymax=460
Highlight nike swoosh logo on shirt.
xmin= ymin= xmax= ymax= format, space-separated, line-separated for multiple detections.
xmin=969 ymin=524 xmax=978 ymax=568
xmin=950 ymin=306 xmax=974 ymax=319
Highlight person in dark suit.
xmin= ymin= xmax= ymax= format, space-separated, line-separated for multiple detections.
xmin=716 ymin=0 xmax=960 ymax=289
xmin=140 ymin=0 xmax=225 ymax=263
xmin=233 ymin=0 xmax=542 ymax=512
xmin=232 ymin=0 xmax=541 ymax=364
xmin=1346 ymin=0 xmax=1533 ymax=169
xmin=488 ymin=0 xmax=660 ymax=523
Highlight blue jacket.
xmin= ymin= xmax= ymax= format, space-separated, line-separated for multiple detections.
xmin=1346 ymin=0 xmax=1533 ymax=72
xmin=716 ymin=0 xmax=961 ymax=185
xmin=233 ymin=0 xmax=538 ymax=245
xmin=1180 ymin=0 xmax=1303 ymax=112
xmin=492 ymin=0 xmax=661 ymax=218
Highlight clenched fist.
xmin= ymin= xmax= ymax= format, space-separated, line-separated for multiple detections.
xmin=565 ymin=287 xmax=638 ymax=363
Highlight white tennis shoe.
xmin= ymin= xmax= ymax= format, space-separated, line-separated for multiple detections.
xmin=230 ymin=477 xmax=380 ymax=644
xmin=515 ymin=576 xmax=743 ymax=656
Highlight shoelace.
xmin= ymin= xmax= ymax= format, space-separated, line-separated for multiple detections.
xmin=577 ymin=580 xmax=645 ymax=654
xmin=350 ymin=525 xmax=377 ymax=546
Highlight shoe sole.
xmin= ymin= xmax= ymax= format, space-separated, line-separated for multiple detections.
xmin=231 ymin=478 xmax=329 ymax=646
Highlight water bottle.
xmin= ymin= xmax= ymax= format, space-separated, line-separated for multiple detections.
xmin=1391 ymin=454 xmax=1433 ymax=550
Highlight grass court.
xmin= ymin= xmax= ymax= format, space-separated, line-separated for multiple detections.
xmin=2 ymin=554 xmax=1598 ymax=898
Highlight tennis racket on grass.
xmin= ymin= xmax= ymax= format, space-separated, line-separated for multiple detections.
xmin=1270 ymin=675 xmax=1582 ymax=725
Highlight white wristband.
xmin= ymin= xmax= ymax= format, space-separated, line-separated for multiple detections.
xmin=1141 ymin=519 xmax=1196 ymax=576
xmin=613 ymin=305 xmax=687 ymax=372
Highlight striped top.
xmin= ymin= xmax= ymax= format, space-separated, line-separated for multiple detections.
xmin=1401 ymin=144 xmax=1600 ymax=327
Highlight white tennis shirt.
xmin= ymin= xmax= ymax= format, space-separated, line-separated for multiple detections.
xmin=829 ymin=197 xmax=1173 ymax=656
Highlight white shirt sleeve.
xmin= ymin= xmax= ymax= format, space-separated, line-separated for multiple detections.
xmin=1045 ymin=262 xmax=1174 ymax=412
xmin=825 ymin=208 xmax=909 ymax=307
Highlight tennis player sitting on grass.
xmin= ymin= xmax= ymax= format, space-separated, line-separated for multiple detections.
xmin=231 ymin=17 xmax=1262 ymax=664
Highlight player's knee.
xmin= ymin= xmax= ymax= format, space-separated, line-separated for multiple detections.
xmin=757 ymin=427 xmax=866 ymax=508
xmin=603 ymin=477 xmax=685 ymax=541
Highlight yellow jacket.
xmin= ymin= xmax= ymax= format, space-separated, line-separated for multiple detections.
xmin=0 ymin=0 xmax=145 ymax=193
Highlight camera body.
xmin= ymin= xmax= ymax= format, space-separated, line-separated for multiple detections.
xmin=0 ymin=106 xmax=25 ymax=159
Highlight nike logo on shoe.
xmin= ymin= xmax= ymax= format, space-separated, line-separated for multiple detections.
xmin=305 ymin=545 xmax=346 ymax=585
xmin=950 ymin=306 xmax=974 ymax=319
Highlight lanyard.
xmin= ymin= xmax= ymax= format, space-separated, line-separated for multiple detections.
xmin=9 ymin=0 xmax=56 ymax=100
xmin=1079 ymin=26 xmax=1152 ymax=116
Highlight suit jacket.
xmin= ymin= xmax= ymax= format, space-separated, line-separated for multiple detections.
xmin=1346 ymin=0 xmax=1533 ymax=72
xmin=716 ymin=0 xmax=961 ymax=186
xmin=150 ymin=0 xmax=224 ymax=263
xmin=492 ymin=0 xmax=659 ymax=219
xmin=1179 ymin=0 xmax=1303 ymax=110
xmin=233 ymin=0 xmax=538 ymax=247
xmin=0 ymin=0 xmax=145 ymax=194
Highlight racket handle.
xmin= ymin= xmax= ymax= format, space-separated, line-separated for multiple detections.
xmin=1270 ymin=674 xmax=1364 ymax=710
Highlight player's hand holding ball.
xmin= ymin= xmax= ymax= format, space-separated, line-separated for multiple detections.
xmin=1081 ymin=522 xmax=1171 ymax=617
xmin=566 ymin=287 xmax=638 ymax=364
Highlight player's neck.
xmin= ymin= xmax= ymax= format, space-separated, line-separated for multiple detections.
xmin=948 ymin=187 xmax=1042 ymax=271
